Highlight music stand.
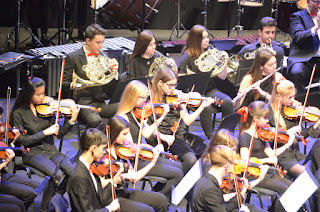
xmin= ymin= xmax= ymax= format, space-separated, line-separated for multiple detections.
xmin=1 ymin=0 xmax=43 ymax=52
xmin=209 ymin=39 xmax=238 ymax=51
xmin=201 ymin=0 xmax=215 ymax=38
xmin=169 ymin=0 xmax=188 ymax=40
xmin=233 ymin=59 xmax=254 ymax=86
xmin=229 ymin=0 xmax=245 ymax=36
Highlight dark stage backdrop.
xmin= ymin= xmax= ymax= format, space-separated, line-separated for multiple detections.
xmin=1 ymin=0 xmax=288 ymax=30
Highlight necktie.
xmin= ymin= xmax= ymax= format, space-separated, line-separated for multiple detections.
xmin=87 ymin=52 xmax=99 ymax=57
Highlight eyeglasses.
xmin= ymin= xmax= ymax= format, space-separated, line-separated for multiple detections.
xmin=165 ymin=82 xmax=178 ymax=89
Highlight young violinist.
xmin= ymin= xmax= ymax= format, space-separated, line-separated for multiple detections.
xmin=191 ymin=145 xmax=252 ymax=212
xmin=269 ymin=79 xmax=320 ymax=178
xmin=177 ymin=24 xmax=234 ymax=139
xmin=106 ymin=116 xmax=168 ymax=212
xmin=10 ymin=77 xmax=80 ymax=211
xmin=233 ymin=49 xmax=285 ymax=110
xmin=238 ymin=100 xmax=293 ymax=212
xmin=67 ymin=128 xmax=120 ymax=211
xmin=151 ymin=67 xmax=213 ymax=173
xmin=116 ymin=80 xmax=184 ymax=196
xmin=127 ymin=30 xmax=177 ymax=79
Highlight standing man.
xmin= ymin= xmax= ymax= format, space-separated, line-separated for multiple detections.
xmin=286 ymin=0 xmax=320 ymax=94
xmin=238 ymin=17 xmax=285 ymax=68
xmin=63 ymin=24 xmax=119 ymax=128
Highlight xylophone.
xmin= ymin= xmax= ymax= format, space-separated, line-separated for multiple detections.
xmin=27 ymin=37 xmax=135 ymax=97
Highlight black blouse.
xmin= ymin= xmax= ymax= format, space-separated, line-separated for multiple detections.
xmin=11 ymin=106 xmax=73 ymax=157
xmin=127 ymin=55 xmax=156 ymax=79
xmin=239 ymin=132 xmax=269 ymax=159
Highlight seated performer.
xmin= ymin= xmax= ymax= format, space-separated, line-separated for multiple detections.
xmin=63 ymin=24 xmax=119 ymax=128
xmin=192 ymin=145 xmax=255 ymax=212
xmin=238 ymin=17 xmax=284 ymax=68
xmin=127 ymin=30 xmax=177 ymax=79
xmin=286 ymin=0 xmax=320 ymax=94
xmin=10 ymin=77 xmax=80 ymax=212
xmin=178 ymin=24 xmax=234 ymax=139
xmin=234 ymin=49 xmax=285 ymax=110
xmin=116 ymin=80 xmax=184 ymax=196
xmin=67 ymin=128 xmax=120 ymax=211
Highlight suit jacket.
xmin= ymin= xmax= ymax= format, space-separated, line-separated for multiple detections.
xmin=191 ymin=173 xmax=241 ymax=212
xmin=63 ymin=47 xmax=118 ymax=104
xmin=288 ymin=9 xmax=320 ymax=71
xmin=67 ymin=161 xmax=112 ymax=212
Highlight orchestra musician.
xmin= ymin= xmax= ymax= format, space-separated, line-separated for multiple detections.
xmin=151 ymin=67 xmax=213 ymax=173
xmin=105 ymin=116 xmax=168 ymax=212
xmin=238 ymin=17 xmax=285 ymax=68
xmin=238 ymin=101 xmax=293 ymax=212
xmin=127 ymin=30 xmax=177 ymax=79
xmin=63 ymin=24 xmax=119 ymax=128
xmin=178 ymin=24 xmax=234 ymax=140
xmin=286 ymin=0 xmax=320 ymax=94
xmin=10 ymin=77 xmax=80 ymax=212
xmin=233 ymin=49 xmax=285 ymax=110
xmin=67 ymin=128 xmax=120 ymax=211
xmin=268 ymin=79 xmax=320 ymax=178
xmin=116 ymin=80 xmax=184 ymax=196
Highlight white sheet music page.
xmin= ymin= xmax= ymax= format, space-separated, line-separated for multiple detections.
xmin=171 ymin=159 xmax=202 ymax=205
xmin=280 ymin=168 xmax=319 ymax=212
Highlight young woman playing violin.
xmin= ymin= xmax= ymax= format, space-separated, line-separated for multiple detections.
xmin=10 ymin=77 xmax=80 ymax=212
xmin=106 ymin=116 xmax=168 ymax=212
xmin=151 ymin=67 xmax=214 ymax=173
xmin=178 ymin=24 xmax=234 ymax=139
xmin=238 ymin=100 xmax=293 ymax=212
xmin=127 ymin=30 xmax=177 ymax=79
xmin=269 ymin=79 xmax=320 ymax=178
xmin=233 ymin=49 xmax=285 ymax=110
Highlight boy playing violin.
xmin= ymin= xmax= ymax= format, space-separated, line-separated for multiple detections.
xmin=67 ymin=128 xmax=120 ymax=211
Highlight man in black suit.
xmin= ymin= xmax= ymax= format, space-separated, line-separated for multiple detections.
xmin=63 ymin=24 xmax=119 ymax=128
xmin=67 ymin=128 xmax=120 ymax=211
xmin=287 ymin=0 xmax=320 ymax=94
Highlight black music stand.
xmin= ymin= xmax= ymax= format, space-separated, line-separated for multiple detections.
xmin=1 ymin=0 xmax=42 ymax=52
xmin=229 ymin=0 xmax=245 ymax=36
xmin=169 ymin=0 xmax=188 ymax=40
xmin=202 ymin=0 xmax=215 ymax=38
xmin=49 ymin=0 xmax=76 ymax=45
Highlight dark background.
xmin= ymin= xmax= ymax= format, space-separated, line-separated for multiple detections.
xmin=1 ymin=0 xmax=278 ymax=30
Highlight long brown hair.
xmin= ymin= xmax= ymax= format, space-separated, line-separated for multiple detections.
xmin=202 ymin=129 xmax=238 ymax=162
xmin=246 ymin=49 xmax=276 ymax=100
xmin=239 ymin=100 xmax=270 ymax=136
xmin=108 ymin=116 xmax=131 ymax=145
xmin=182 ymin=25 xmax=207 ymax=60
xmin=129 ymin=30 xmax=156 ymax=62
xmin=151 ymin=67 xmax=178 ymax=103
xmin=116 ymin=80 xmax=148 ymax=116
xmin=270 ymin=79 xmax=296 ymax=129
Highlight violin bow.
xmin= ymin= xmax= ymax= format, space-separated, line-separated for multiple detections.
xmin=147 ymin=80 xmax=161 ymax=145
xmin=55 ymin=59 xmax=65 ymax=125
xmin=299 ymin=64 xmax=316 ymax=128
xmin=133 ymin=105 xmax=146 ymax=188
xmin=172 ymin=85 xmax=195 ymax=137
xmin=274 ymin=96 xmax=282 ymax=155
xmin=227 ymin=131 xmax=242 ymax=208
xmin=106 ymin=125 xmax=117 ymax=201
xmin=5 ymin=87 xmax=11 ymax=146
xmin=243 ymin=121 xmax=257 ymax=179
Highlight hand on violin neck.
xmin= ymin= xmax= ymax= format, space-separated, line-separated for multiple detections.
xmin=69 ymin=105 xmax=80 ymax=123
xmin=43 ymin=123 xmax=59 ymax=136
xmin=4 ymin=149 xmax=14 ymax=165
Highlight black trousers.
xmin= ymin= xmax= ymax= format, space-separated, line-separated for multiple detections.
xmin=27 ymin=0 xmax=50 ymax=35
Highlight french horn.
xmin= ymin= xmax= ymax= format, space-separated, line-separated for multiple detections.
xmin=72 ymin=53 xmax=118 ymax=90
xmin=148 ymin=50 xmax=178 ymax=77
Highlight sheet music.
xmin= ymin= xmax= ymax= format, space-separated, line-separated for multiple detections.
xmin=171 ymin=159 xmax=202 ymax=205
xmin=280 ymin=168 xmax=319 ymax=212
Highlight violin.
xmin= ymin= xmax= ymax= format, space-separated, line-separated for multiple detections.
xmin=283 ymin=105 xmax=320 ymax=123
xmin=257 ymin=124 xmax=308 ymax=144
xmin=36 ymin=96 xmax=101 ymax=117
xmin=0 ymin=122 xmax=27 ymax=141
xmin=90 ymin=155 xmax=126 ymax=177
xmin=232 ymin=155 xmax=287 ymax=178
xmin=166 ymin=95 xmax=224 ymax=108
xmin=0 ymin=142 xmax=29 ymax=159
xmin=221 ymin=175 xmax=244 ymax=194
xmin=133 ymin=101 xmax=170 ymax=120
xmin=115 ymin=143 xmax=178 ymax=161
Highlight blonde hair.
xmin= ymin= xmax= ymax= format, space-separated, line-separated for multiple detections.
xmin=151 ymin=67 xmax=177 ymax=103
xmin=116 ymin=80 xmax=148 ymax=116
xmin=208 ymin=145 xmax=236 ymax=167
xmin=270 ymin=79 xmax=296 ymax=129
xmin=202 ymin=129 xmax=238 ymax=162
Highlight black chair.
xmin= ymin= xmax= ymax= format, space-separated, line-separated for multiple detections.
xmin=245 ymin=187 xmax=277 ymax=209
xmin=51 ymin=194 xmax=68 ymax=212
